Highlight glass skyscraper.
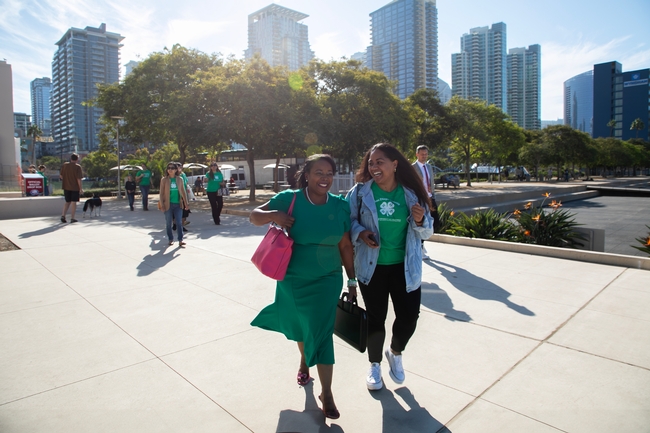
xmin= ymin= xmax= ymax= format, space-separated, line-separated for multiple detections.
xmin=507 ymin=45 xmax=541 ymax=130
xmin=245 ymin=4 xmax=314 ymax=71
xmin=366 ymin=0 xmax=439 ymax=99
xmin=563 ymin=70 xmax=593 ymax=136
xmin=593 ymin=61 xmax=649 ymax=141
xmin=452 ymin=23 xmax=507 ymax=110
xmin=30 ymin=77 xmax=52 ymax=137
xmin=51 ymin=23 xmax=123 ymax=154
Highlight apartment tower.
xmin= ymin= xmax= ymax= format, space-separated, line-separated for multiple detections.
xmin=507 ymin=44 xmax=541 ymax=130
xmin=452 ymin=23 xmax=507 ymax=110
xmin=366 ymin=0 xmax=439 ymax=99
xmin=564 ymin=70 xmax=593 ymax=135
xmin=30 ymin=77 xmax=52 ymax=136
xmin=245 ymin=4 xmax=314 ymax=71
xmin=51 ymin=23 xmax=123 ymax=154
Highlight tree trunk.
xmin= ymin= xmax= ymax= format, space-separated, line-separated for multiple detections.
xmin=178 ymin=140 xmax=187 ymax=165
xmin=465 ymin=154 xmax=472 ymax=187
xmin=274 ymin=155 xmax=281 ymax=193
xmin=247 ymin=149 xmax=256 ymax=202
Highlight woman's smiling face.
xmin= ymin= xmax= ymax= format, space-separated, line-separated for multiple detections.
xmin=367 ymin=149 xmax=397 ymax=187
xmin=306 ymin=159 xmax=334 ymax=194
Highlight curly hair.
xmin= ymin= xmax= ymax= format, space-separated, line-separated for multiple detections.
xmin=295 ymin=154 xmax=337 ymax=189
xmin=356 ymin=143 xmax=430 ymax=208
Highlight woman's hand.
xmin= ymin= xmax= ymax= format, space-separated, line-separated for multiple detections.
xmin=359 ymin=230 xmax=379 ymax=248
xmin=411 ymin=203 xmax=425 ymax=226
xmin=347 ymin=286 xmax=358 ymax=300
xmin=273 ymin=211 xmax=295 ymax=229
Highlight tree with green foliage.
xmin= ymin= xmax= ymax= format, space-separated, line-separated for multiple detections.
xmin=607 ymin=118 xmax=617 ymax=137
xmin=27 ymin=124 xmax=42 ymax=166
xmin=405 ymin=88 xmax=450 ymax=156
xmin=541 ymin=125 xmax=591 ymax=180
xmin=95 ymin=44 xmax=223 ymax=164
xmin=307 ymin=59 xmax=413 ymax=167
xmin=630 ymin=118 xmax=645 ymax=139
xmin=446 ymin=97 xmax=490 ymax=187
xmin=481 ymin=106 xmax=526 ymax=179
xmin=80 ymin=142 xmax=118 ymax=180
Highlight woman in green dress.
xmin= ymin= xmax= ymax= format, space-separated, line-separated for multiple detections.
xmin=250 ymin=154 xmax=356 ymax=420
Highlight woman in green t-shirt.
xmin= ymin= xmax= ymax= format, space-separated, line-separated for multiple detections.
xmin=159 ymin=161 xmax=189 ymax=247
xmin=346 ymin=143 xmax=433 ymax=392
xmin=204 ymin=162 xmax=224 ymax=225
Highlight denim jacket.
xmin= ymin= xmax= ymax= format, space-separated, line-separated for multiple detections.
xmin=346 ymin=180 xmax=433 ymax=292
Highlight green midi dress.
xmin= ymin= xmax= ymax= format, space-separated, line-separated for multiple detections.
xmin=251 ymin=189 xmax=351 ymax=367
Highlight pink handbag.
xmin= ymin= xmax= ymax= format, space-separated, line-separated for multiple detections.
xmin=251 ymin=193 xmax=296 ymax=280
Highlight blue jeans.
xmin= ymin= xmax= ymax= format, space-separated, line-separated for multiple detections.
xmin=127 ymin=192 xmax=135 ymax=209
xmin=140 ymin=185 xmax=150 ymax=209
xmin=165 ymin=203 xmax=184 ymax=242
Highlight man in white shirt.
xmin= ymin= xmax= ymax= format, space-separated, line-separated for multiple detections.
xmin=412 ymin=145 xmax=438 ymax=260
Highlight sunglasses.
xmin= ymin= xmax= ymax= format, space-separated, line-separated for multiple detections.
xmin=167 ymin=166 xmax=176 ymax=169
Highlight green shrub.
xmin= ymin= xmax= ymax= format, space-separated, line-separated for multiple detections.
xmin=447 ymin=208 xmax=519 ymax=241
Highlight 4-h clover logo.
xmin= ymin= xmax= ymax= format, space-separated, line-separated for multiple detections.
xmin=380 ymin=201 xmax=395 ymax=216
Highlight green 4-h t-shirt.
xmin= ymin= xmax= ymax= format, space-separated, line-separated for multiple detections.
xmin=137 ymin=169 xmax=152 ymax=186
xmin=169 ymin=178 xmax=180 ymax=203
xmin=371 ymin=182 xmax=409 ymax=265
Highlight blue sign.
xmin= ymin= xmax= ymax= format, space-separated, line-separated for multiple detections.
xmin=624 ymin=78 xmax=648 ymax=88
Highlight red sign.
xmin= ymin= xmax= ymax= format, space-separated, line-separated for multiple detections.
xmin=22 ymin=174 xmax=44 ymax=196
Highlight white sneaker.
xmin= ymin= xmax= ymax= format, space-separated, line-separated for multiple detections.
xmin=366 ymin=362 xmax=383 ymax=390
xmin=422 ymin=244 xmax=430 ymax=261
xmin=385 ymin=348 xmax=405 ymax=384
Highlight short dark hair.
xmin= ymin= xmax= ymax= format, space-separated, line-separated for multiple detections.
xmin=295 ymin=154 xmax=337 ymax=189
xmin=71 ymin=153 xmax=79 ymax=161
xmin=416 ymin=145 xmax=429 ymax=153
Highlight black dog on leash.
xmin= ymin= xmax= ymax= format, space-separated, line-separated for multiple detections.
xmin=82 ymin=193 xmax=102 ymax=217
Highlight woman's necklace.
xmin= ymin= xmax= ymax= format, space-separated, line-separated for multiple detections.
xmin=305 ymin=187 xmax=328 ymax=205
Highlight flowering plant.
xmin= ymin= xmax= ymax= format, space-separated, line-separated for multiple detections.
xmin=632 ymin=225 xmax=650 ymax=256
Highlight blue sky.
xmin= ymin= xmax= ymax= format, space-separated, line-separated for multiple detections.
xmin=2 ymin=0 xmax=649 ymax=120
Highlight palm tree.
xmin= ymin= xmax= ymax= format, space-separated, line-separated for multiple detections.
xmin=607 ymin=119 xmax=617 ymax=137
xmin=26 ymin=124 xmax=43 ymax=166
xmin=630 ymin=118 xmax=645 ymax=139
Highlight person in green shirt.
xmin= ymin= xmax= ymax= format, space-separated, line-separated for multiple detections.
xmin=37 ymin=165 xmax=49 ymax=196
xmin=135 ymin=163 xmax=152 ymax=210
xmin=204 ymin=162 xmax=224 ymax=224
xmin=158 ymin=162 xmax=189 ymax=246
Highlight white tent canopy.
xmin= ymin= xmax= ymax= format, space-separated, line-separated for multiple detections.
xmin=218 ymin=164 xmax=237 ymax=170
xmin=183 ymin=163 xmax=208 ymax=169
xmin=263 ymin=163 xmax=290 ymax=169
xmin=110 ymin=165 xmax=142 ymax=171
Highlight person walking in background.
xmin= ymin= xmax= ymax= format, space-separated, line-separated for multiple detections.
xmin=412 ymin=145 xmax=437 ymax=260
xmin=346 ymin=143 xmax=433 ymax=392
xmin=37 ymin=165 xmax=49 ymax=196
xmin=136 ymin=163 xmax=152 ymax=211
xmin=60 ymin=153 xmax=83 ymax=223
xmin=159 ymin=162 xmax=188 ymax=247
xmin=125 ymin=175 xmax=136 ymax=211
xmin=205 ymin=162 xmax=224 ymax=225
xmin=175 ymin=162 xmax=191 ymax=229
xmin=250 ymin=154 xmax=356 ymax=420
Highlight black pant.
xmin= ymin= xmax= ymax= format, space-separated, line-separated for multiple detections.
xmin=359 ymin=263 xmax=421 ymax=363
xmin=207 ymin=192 xmax=223 ymax=223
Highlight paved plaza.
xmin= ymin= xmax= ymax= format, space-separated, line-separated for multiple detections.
xmin=1 ymin=190 xmax=649 ymax=432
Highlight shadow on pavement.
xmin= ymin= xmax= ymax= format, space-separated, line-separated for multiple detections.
xmin=18 ymin=221 xmax=67 ymax=238
xmin=420 ymin=282 xmax=472 ymax=322
xmin=425 ymin=260 xmax=534 ymax=317
xmin=136 ymin=234 xmax=182 ymax=276
xmin=370 ymin=386 xmax=445 ymax=433
xmin=275 ymin=382 xmax=344 ymax=433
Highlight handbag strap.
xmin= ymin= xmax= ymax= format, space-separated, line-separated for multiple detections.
xmin=287 ymin=192 xmax=296 ymax=216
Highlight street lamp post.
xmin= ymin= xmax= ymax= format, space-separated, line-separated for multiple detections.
xmin=111 ymin=116 xmax=125 ymax=199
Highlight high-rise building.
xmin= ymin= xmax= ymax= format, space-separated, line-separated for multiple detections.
xmin=124 ymin=60 xmax=140 ymax=77
xmin=507 ymin=44 xmax=541 ymax=130
xmin=437 ymin=78 xmax=451 ymax=104
xmin=366 ymin=0 xmax=438 ymax=99
xmin=0 ymin=60 xmax=18 ymax=182
xmin=564 ymin=70 xmax=593 ymax=135
xmin=14 ymin=113 xmax=31 ymax=138
xmin=452 ymin=23 xmax=507 ymax=110
xmin=30 ymin=77 xmax=52 ymax=136
xmin=593 ymin=61 xmax=649 ymax=140
xmin=245 ymin=4 xmax=314 ymax=71
xmin=51 ymin=23 xmax=123 ymax=154
xmin=350 ymin=51 xmax=367 ymax=67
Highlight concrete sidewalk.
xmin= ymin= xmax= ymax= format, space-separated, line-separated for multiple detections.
xmin=1 ymin=199 xmax=649 ymax=432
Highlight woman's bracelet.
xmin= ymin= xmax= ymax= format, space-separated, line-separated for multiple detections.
xmin=347 ymin=278 xmax=357 ymax=287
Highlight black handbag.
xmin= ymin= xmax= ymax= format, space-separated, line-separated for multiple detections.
xmin=334 ymin=292 xmax=368 ymax=353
